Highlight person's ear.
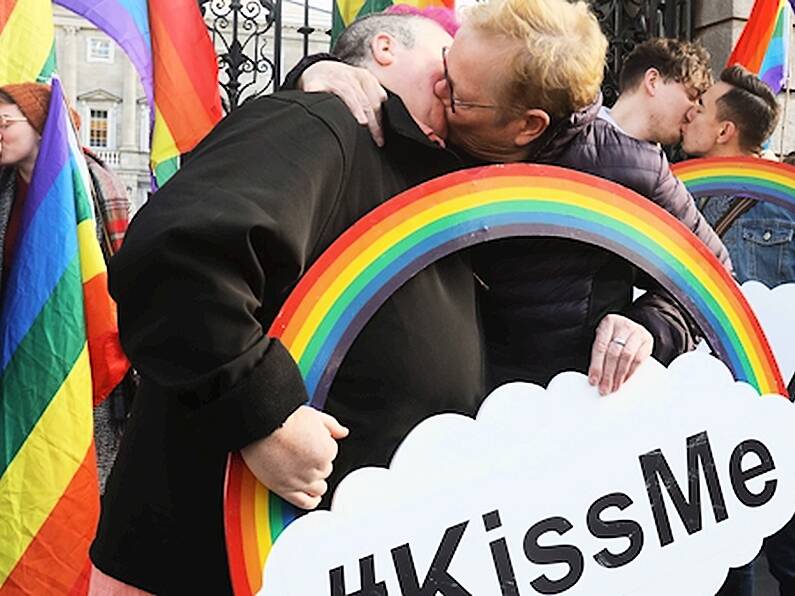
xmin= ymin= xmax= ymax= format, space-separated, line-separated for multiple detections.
xmin=370 ymin=32 xmax=396 ymax=67
xmin=643 ymin=68 xmax=661 ymax=96
xmin=716 ymin=120 xmax=737 ymax=145
xmin=514 ymin=109 xmax=551 ymax=147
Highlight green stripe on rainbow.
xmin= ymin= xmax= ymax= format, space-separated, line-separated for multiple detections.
xmin=672 ymin=156 xmax=795 ymax=212
xmin=225 ymin=164 xmax=785 ymax=596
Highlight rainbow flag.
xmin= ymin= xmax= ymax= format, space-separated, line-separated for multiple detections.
xmin=728 ymin=0 xmax=792 ymax=92
xmin=55 ymin=0 xmax=223 ymax=186
xmin=331 ymin=0 xmax=455 ymax=43
xmin=0 ymin=0 xmax=56 ymax=85
xmin=0 ymin=78 xmax=127 ymax=593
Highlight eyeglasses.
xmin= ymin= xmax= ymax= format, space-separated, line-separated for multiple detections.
xmin=0 ymin=114 xmax=28 ymax=129
xmin=441 ymin=47 xmax=499 ymax=114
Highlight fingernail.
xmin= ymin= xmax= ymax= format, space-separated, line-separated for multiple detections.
xmin=588 ymin=376 xmax=597 ymax=385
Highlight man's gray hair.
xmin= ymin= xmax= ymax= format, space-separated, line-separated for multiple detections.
xmin=332 ymin=13 xmax=423 ymax=66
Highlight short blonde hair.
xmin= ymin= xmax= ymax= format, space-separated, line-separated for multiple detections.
xmin=464 ymin=0 xmax=607 ymax=118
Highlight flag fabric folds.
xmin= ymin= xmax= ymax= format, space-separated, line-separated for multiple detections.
xmin=727 ymin=0 xmax=792 ymax=92
xmin=55 ymin=0 xmax=223 ymax=186
xmin=331 ymin=0 xmax=455 ymax=43
xmin=0 ymin=0 xmax=56 ymax=85
xmin=0 ymin=78 xmax=127 ymax=594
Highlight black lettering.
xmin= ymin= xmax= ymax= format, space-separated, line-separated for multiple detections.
xmin=639 ymin=430 xmax=728 ymax=547
xmin=329 ymin=555 xmax=388 ymax=596
xmin=586 ymin=492 xmax=644 ymax=568
xmin=523 ymin=516 xmax=584 ymax=594
xmin=730 ymin=439 xmax=777 ymax=507
xmin=483 ymin=510 xmax=519 ymax=596
xmin=391 ymin=521 xmax=472 ymax=596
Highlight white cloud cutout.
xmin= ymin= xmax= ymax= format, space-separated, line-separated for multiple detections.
xmin=741 ymin=281 xmax=795 ymax=384
xmin=260 ymin=352 xmax=795 ymax=596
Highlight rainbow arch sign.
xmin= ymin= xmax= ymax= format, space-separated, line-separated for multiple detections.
xmin=672 ymin=156 xmax=795 ymax=212
xmin=224 ymin=164 xmax=785 ymax=595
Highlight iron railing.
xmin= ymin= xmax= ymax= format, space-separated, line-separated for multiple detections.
xmin=591 ymin=0 xmax=693 ymax=106
xmin=200 ymin=0 xmax=693 ymax=113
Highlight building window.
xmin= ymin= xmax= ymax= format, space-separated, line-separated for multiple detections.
xmin=87 ymin=38 xmax=114 ymax=63
xmin=138 ymin=103 xmax=150 ymax=152
xmin=89 ymin=109 xmax=109 ymax=148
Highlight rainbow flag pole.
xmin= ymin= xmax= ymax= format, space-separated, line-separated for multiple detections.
xmin=0 ymin=77 xmax=129 ymax=594
xmin=0 ymin=0 xmax=57 ymax=85
xmin=55 ymin=0 xmax=222 ymax=187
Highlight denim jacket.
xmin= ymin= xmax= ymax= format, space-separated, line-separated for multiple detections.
xmin=700 ymin=196 xmax=795 ymax=286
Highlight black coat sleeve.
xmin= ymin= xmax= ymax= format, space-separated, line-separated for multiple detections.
xmin=622 ymin=284 xmax=696 ymax=365
xmin=623 ymin=153 xmax=727 ymax=364
xmin=652 ymin=152 xmax=733 ymax=271
xmin=108 ymin=95 xmax=349 ymax=450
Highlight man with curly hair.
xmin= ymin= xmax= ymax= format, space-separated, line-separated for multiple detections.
xmin=601 ymin=37 xmax=713 ymax=145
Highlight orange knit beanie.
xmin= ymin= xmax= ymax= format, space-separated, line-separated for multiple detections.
xmin=0 ymin=82 xmax=51 ymax=135
xmin=0 ymin=82 xmax=82 ymax=133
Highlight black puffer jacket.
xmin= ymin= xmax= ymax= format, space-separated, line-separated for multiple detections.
xmin=476 ymin=96 xmax=731 ymax=388
xmin=282 ymin=59 xmax=730 ymax=388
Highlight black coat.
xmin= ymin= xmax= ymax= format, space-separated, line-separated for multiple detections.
xmin=91 ymin=92 xmax=485 ymax=594
xmin=475 ymin=97 xmax=730 ymax=387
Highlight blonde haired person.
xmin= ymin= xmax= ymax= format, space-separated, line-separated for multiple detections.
xmin=463 ymin=0 xmax=606 ymax=119
xmin=289 ymin=0 xmax=727 ymax=396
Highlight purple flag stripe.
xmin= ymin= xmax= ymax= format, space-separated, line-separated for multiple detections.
xmin=16 ymin=79 xmax=71 ymax=245
xmin=54 ymin=0 xmax=154 ymax=105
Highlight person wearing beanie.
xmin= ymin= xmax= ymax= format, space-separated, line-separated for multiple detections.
xmin=0 ymin=81 xmax=134 ymax=498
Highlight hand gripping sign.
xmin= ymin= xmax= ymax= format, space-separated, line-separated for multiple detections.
xmin=223 ymin=164 xmax=788 ymax=595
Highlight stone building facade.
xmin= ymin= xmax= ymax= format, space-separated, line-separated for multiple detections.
xmin=51 ymin=0 xmax=795 ymax=210
xmin=52 ymin=2 xmax=332 ymax=211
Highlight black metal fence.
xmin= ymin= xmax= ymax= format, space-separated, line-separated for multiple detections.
xmin=199 ymin=0 xmax=693 ymax=113
xmin=592 ymin=0 xmax=693 ymax=106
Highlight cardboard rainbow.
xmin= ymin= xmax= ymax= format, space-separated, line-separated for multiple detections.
xmin=672 ymin=156 xmax=795 ymax=211
xmin=260 ymin=353 xmax=795 ymax=596
xmin=223 ymin=164 xmax=786 ymax=595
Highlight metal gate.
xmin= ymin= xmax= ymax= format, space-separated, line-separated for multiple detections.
xmin=199 ymin=0 xmax=694 ymax=113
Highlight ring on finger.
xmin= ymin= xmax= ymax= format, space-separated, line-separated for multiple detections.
xmin=611 ymin=337 xmax=627 ymax=347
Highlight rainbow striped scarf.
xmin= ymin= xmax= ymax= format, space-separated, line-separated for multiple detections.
xmin=0 ymin=78 xmax=128 ymax=593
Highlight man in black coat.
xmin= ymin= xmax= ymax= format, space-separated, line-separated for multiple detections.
xmin=90 ymin=13 xmax=491 ymax=594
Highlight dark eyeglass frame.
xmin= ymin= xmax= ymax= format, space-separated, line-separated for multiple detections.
xmin=442 ymin=46 xmax=500 ymax=114
xmin=0 ymin=114 xmax=28 ymax=129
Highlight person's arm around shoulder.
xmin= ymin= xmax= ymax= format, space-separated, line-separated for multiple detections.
xmin=283 ymin=54 xmax=387 ymax=146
